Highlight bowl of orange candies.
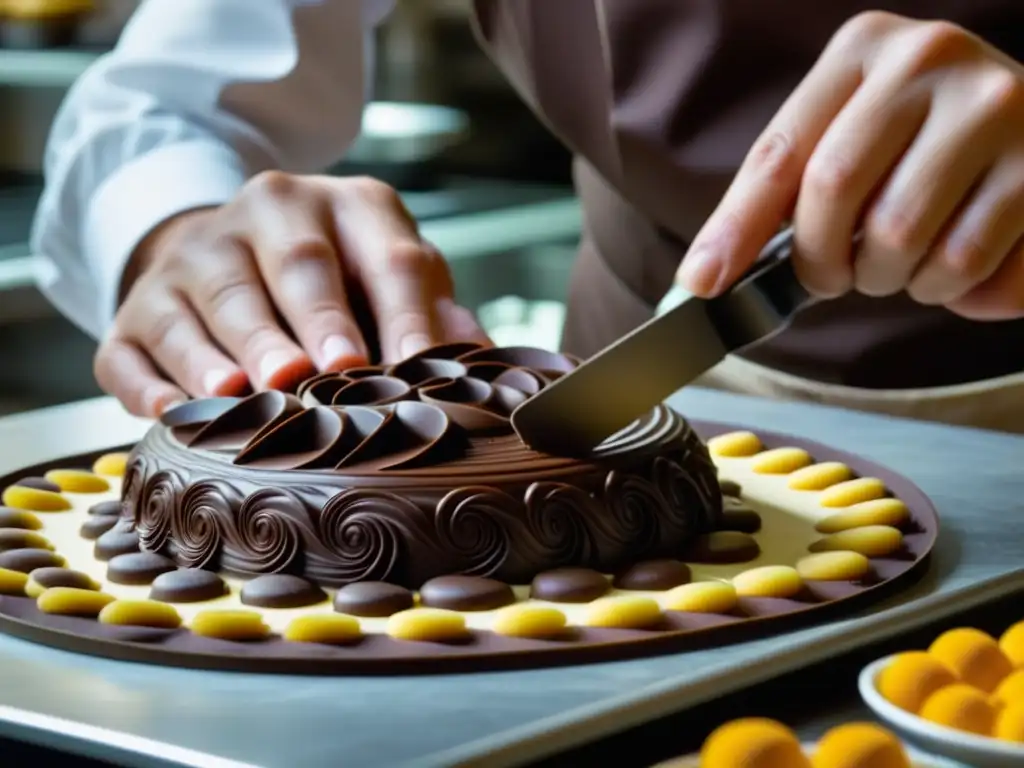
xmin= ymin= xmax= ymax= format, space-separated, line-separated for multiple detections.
xmin=656 ymin=718 xmax=957 ymax=767
xmin=859 ymin=620 xmax=1024 ymax=766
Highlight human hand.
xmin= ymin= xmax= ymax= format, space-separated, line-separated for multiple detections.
xmin=676 ymin=12 xmax=1024 ymax=320
xmin=95 ymin=172 xmax=489 ymax=417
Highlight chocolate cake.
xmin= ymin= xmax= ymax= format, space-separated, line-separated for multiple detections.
xmin=120 ymin=344 xmax=722 ymax=589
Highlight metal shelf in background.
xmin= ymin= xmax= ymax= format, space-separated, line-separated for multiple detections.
xmin=0 ymin=48 xmax=101 ymax=88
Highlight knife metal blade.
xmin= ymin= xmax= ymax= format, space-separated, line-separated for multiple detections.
xmin=510 ymin=227 xmax=813 ymax=456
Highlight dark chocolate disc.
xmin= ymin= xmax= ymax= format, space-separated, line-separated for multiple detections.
xmin=719 ymin=479 xmax=742 ymax=497
xmin=28 ymin=567 xmax=96 ymax=591
xmin=93 ymin=527 xmax=140 ymax=561
xmin=106 ymin=552 xmax=177 ymax=586
xmin=419 ymin=575 xmax=515 ymax=612
xmin=14 ymin=476 xmax=60 ymax=493
xmin=0 ymin=507 xmax=39 ymax=530
xmin=239 ymin=574 xmax=326 ymax=609
xmin=0 ymin=548 xmax=65 ymax=573
xmin=333 ymin=581 xmax=414 ymax=617
xmin=684 ymin=531 xmax=761 ymax=565
xmin=80 ymin=515 xmax=118 ymax=540
xmin=530 ymin=567 xmax=610 ymax=603
xmin=88 ymin=500 xmax=122 ymax=517
xmin=0 ymin=529 xmax=48 ymax=552
xmin=613 ymin=559 xmax=692 ymax=591
xmin=720 ymin=498 xmax=762 ymax=534
xmin=150 ymin=569 xmax=228 ymax=603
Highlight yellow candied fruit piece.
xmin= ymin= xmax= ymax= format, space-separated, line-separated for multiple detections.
xmin=786 ymin=462 xmax=853 ymax=491
xmin=98 ymin=599 xmax=182 ymax=629
xmin=0 ymin=568 xmax=28 ymax=596
xmin=37 ymin=587 xmax=115 ymax=617
xmin=929 ymin=627 xmax=1014 ymax=694
xmin=707 ymin=431 xmax=762 ymax=458
xmin=191 ymin=610 xmax=270 ymax=641
xmin=795 ymin=551 xmax=870 ymax=582
xmin=919 ymin=683 xmax=997 ymax=736
xmin=994 ymin=702 xmax=1024 ymax=743
xmin=999 ymin=621 xmax=1024 ymax=668
xmin=818 ymin=477 xmax=887 ymax=508
xmin=699 ymin=718 xmax=810 ymax=768
xmin=387 ymin=608 xmax=468 ymax=643
xmin=44 ymin=469 xmax=110 ymax=494
xmin=808 ymin=526 xmax=903 ymax=558
xmin=815 ymin=498 xmax=910 ymax=534
xmin=993 ymin=669 xmax=1024 ymax=706
xmin=732 ymin=566 xmax=803 ymax=599
xmin=584 ymin=595 xmax=662 ymax=630
xmin=0 ymin=530 xmax=53 ymax=551
xmin=92 ymin=452 xmax=129 ymax=477
xmin=750 ymin=447 xmax=812 ymax=475
xmin=1 ymin=485 xmax=70 ymax=512
xmin=810 ymin=722 xmax=910 ymax=768
xmin=877 ymin=651 xmax=958 ymax=714
xmin=284 ymin=614 xmax=362 ymax=644
xmin=491 ymin=604 xmax=567 ymax=639
xmin=663 ymin=581 xmax=738 ymax=614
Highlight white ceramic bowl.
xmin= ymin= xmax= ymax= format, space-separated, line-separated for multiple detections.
xmin=657 ymin=741 xmax=957 ymax=767
xmin=860 ymin=655 xmax=1024 ymax=767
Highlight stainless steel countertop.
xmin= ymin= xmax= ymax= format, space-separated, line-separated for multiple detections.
xmin=0 ymin=391 xmax=1020 ymax=768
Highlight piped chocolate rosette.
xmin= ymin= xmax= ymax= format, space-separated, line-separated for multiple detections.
xmin=121 ymin=344 xmax=723 ymax=590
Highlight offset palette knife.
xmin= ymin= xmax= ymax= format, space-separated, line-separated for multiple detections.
xmin=511 ymin=227 xmax=815 ymax=457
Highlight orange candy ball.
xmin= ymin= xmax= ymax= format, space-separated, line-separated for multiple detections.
xmin=699 ymin=718 xmax=810 ymax=768
xmin=877 ymin=651 xmax=958 ymax=713
xmin=994 ymin=701 xmax=1024 ymax=743
xmin=919 ymin=683 xmax=998 ymax=736
xmin=810 ymin=723 xmax=910 ymax=768
xmin=993 ymin=668 xmax=1024 ymax=707
xmin=928 ymin=628 xmax=1013 ymax=693
xmin=1000 ymin=621 xmax=1024 ymax=668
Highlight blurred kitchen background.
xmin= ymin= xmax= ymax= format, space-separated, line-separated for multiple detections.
xmin=0 ymin=0 xmax=581 ymax=414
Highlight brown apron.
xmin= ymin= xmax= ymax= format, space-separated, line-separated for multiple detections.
xmin=470 ymin=0 xmax=1024 ymax=433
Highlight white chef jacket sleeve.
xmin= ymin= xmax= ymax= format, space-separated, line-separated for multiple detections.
xmin=31 ymin=0 xmax=396 ymax=340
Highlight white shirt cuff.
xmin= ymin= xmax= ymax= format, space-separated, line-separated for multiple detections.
xmin=84 ymin=139 xmax=249 ymax=332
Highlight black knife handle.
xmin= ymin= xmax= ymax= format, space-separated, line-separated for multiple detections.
xmin=705 ymin=227 xmax=815 ymax=352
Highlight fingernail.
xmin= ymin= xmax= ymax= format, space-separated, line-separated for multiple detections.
xmin=320 ymin=335 xmax=361 ymax=370
xmin=258 ymin=350 xmax=299 ymax=387
xmin=677 ymin=248 xmax=725 ymax=296
xmin=399 ymin=333 xmax=432 ymax=360
xmin=203 ymin=369 xmax=234 ymax=396
xmin=656 ymin=284 xmax=692 ymax=316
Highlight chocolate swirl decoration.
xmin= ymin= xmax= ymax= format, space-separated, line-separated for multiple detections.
xmin=136 ymin=469 xmax=184 ymax=554
xmin=221 ymin=344 xmax=586 ymax=471
xmin=186 ymin=391 xmax=303 ymax=451
xmin=120 ymin=453 xmax=148 ymax=523
xmin=681 ymin=440 xmax=725 ymax=532
xmin=602 ymin=470 xmax=664 ymax=557
xmin=160 ymin=397 xmax=240 ymax=444
xmin=219 ymin=489 xmax=305 ymax=575
xmin=652 ymin=454 xmax=721 ymax=537
xmin=171 ymin=480 xmax=241 ymax=569
xmin=434 ymin=486 xmax=522 ymax=579
xmin=523 ymin=481 xmax=598 ymax=566
xmin=315 ymin=489 xmax=440 ymax=587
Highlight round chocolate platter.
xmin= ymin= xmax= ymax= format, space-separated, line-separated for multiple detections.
xmin=0 ymin=421 xmax=938 ymax=675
